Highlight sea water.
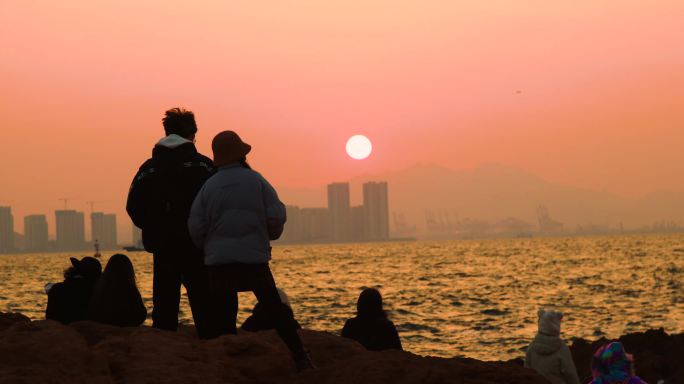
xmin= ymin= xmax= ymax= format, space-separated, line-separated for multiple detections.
xmin=1 ymin=233 xmax=682 ymax=361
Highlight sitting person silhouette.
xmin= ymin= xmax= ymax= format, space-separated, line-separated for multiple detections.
xmin=341 ymin=288 xmax=402 ymax=351
xmin=88 ymin=254 xmax=147 ymax=327
xmin=241 ymin=288 xmax=301 ymax=332
xmin=46 ymin=256 xmax=102 ymax=324
xmin=524 ymin=309 xmax=580 ymax=384
xmin=588 ymin=342 xmax=647 ymax=384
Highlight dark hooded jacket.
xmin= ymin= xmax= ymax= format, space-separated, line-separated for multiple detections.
xmin=46 ymin=278 xmax=99 ymax=324
xmin=341 ymin=316 xmax=402 ymax=351
xmin=88 ymin=280 xmax=147 ymax=327
xmin=126 ymin=135 xmax=214 ymax=259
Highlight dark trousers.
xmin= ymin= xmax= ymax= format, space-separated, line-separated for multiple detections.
xmin=205 ymin=263 xmax=305 ymax=356
xmin=152 ymin=253 xmax=209 ymax=338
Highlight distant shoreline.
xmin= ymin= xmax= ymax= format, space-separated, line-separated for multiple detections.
xmin=2 ymin=231 xmax=683 ymax=255
xmin=274 ymin=236 xmax=417 ymax=246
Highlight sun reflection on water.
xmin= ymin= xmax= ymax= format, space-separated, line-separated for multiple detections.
xmin=1 ymin=233 xmax=682 ymax=360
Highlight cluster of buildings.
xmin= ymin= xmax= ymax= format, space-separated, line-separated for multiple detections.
xmin=0 ymin=180 xmax=389 ymax=252
xmin=0 ymin=206 xmax=120 ymax=253
xmin=278 ymin=181 xmax=390 ymax=243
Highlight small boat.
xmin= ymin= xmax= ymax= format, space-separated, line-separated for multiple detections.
xmin=122 ymin=246 xmax=145 ymax=252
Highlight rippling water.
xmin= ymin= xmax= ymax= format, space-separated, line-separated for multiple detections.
xmin=1 ymin=234 xmax=682 ymax=360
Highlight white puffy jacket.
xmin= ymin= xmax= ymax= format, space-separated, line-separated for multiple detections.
xmin=525 ymin=333 xmax=581 ymax=384
xmin=188 ymin=164 xmax=286 ymax=265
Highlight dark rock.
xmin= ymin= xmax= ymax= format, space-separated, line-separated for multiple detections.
xmin=0 ymin=312 xmax=550 ymax=384
xmin=0 ymin=312 xmax=30 ymax=331
xmin=569 ymin=328 xmax=684 ymax=384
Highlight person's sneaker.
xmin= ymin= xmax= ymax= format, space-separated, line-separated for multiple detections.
xmin=294 ymin=350 xmax=316 ymax=372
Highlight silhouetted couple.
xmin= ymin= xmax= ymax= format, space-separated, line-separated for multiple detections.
xmin=46 ymin=254 xmax=146 ymax=327
xmin=126 ymin=108 xmax=313 ymax=370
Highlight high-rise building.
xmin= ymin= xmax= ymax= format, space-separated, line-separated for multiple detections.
xmin=327 ymin=182 xmax=350 ymax=242
xmin=362 ymin=182 xmax=389 ymax=240
xmin=24 ymin=215 xmax=48 ymax=252
xmin=299 ymin=208 xmax=330 ymax=242
xmin=0 ymin=206 xmax=15 ymax=253
xmin=132 ymin=223 xmax=143 ymax=248
xmin=279 ymin=205 xmax=302 ymax=243
xmin=350 ymin=206 xmax=365 ymax=241
xmin=13 ymin=232 xmax=25 ymax=252
xmin=56 ymin=210 xmax=86 ymax=251
xmin=91 ymin=212 xmax=117 ymax=249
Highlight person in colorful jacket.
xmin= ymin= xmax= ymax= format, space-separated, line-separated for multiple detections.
xmin=589 ymin=342 xmax=647 ymax=384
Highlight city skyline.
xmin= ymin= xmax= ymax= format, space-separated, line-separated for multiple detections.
xmin=2 ymin=158 xmax=684 ymax=251
xmin=280 ymin=181 xmax=390 ymax=244
xmin=2 ymin=2 xmax=684 ymax=242
xmin=0 ymin=206 xmax=123 ymax=253
xmin=0 ymin=3 xmax=682 ymax=380
xmin=0 ymin=179 xmax=394 ymax=252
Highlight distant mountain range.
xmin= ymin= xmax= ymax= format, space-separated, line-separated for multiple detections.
xmin=278 ymin=164 xmax=684 ymax=235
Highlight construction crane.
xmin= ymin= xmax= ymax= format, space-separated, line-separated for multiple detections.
xmin=58 ymin=198 xmax=70 ymax=210
xmin=86 ymin=201 xmax=104 ymax=214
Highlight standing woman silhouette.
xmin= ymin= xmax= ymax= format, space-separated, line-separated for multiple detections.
xmin=188 ymin=131 xmax=314 ymax=371
xmin=88 ymin=254 xmax=147 ymax=327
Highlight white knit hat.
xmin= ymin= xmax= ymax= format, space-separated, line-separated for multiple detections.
xmin=538 ymin=308 xmax=563 ymax=336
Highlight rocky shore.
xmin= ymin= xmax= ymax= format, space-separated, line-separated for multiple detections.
xmin=0 ymin=312 xmax=681 ymax=384
xmin=569 ymin=328 xmax=684 ymax=384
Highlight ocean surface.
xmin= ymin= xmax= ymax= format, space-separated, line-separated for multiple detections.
xmin=1 ymin=234 xmax=682 ymax=361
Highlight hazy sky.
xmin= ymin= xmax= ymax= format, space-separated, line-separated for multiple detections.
xmin=1 ymin=1 xmax=683 ymax=238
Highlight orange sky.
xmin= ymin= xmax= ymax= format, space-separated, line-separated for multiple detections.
xmin=1 ymin=1 xmax=683 ymax=239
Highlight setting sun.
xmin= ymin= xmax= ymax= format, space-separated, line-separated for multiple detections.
xmin=0 ymin=2 xmax=682 ymax=381
xmin=345 ymin=135 xmax=372 ymax=160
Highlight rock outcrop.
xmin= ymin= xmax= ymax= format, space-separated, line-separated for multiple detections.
xmin=0 ymin=312 xmax=548 ymax=384
xmin=569 ymin=328 xmax=684 ymax=384
xmin=6 ymin=312 xmax=681 ymax=384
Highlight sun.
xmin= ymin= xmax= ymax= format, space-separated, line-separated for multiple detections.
xmin=346 ymin=135 xmax=372 ymax=160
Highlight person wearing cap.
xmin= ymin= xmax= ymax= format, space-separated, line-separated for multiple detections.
xmin=188 ymin=130 xmax=314 ymax=371
xmin=126 ymin=107 xmax=214 ymax=337
xmin=46 ymin=256 xmax=102 ymax=324
xmin=525 ymin=308 xmax=581 ymax=384
xmin=589 ymin=342 xmax=647 ymax=384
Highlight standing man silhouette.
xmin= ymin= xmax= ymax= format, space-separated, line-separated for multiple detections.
xmin=126 ymin=107 xmax=214 ymax=337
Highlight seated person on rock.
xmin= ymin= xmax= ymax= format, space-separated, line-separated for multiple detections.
xmin=45 ymin=256 xmax=102 ymax=324
xmin=525 ymin=308 xmax=580 ymax=384
xmin=88 ymin=254 xmax=147 ymax=327
xmin=241 ymin=288 xmax=301 ymax=332
xmin=588 ymin=342 xmax=647 ymax=384
xmin=341 ymin=288 xmax=402 ymax=351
